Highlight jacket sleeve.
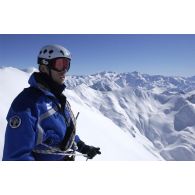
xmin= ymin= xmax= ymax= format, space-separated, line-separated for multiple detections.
xmin=2 ymin=108 xmax=36 ymax=161
xmin=74 ymin=135 xmax=81 ymax=144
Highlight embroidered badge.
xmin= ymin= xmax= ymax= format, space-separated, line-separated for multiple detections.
xmin=9 ymin=115 xmax=22 ymax=128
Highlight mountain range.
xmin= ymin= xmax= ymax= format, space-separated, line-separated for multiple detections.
xmin=0 ymin=67 xmax=195 ymax=160
xmin=65 ymin=71 xmax=195 ymax=160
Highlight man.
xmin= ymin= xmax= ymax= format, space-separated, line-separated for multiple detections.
xmin=3 ymin=44 xmax=101 ymax=161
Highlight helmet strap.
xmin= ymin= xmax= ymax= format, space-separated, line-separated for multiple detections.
xmin=45 ymin=64 xmax=53 ymax=81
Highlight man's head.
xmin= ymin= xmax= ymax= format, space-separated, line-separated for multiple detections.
xmin=37 ymin=44 xmax=71 ymax=85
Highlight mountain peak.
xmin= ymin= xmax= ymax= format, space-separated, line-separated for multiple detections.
xmin=65 ymin=71 xmax=195 ymax=93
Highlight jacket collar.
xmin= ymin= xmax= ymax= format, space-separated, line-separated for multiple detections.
xmin=28 ymin=72 xmax=66 ymax=98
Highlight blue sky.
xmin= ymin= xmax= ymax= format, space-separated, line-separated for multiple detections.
xmin=0 ymin=34 xmax=195 ymax=76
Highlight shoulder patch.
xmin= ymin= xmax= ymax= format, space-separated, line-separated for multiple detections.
xmin=9 ymin=115 xmax=22 ymax=128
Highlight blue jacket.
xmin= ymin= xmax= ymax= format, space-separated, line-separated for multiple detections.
xmin=3 ymin=73 xmax=81 ymax=161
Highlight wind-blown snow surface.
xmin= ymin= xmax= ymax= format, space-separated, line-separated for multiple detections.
xmin=0 ymin=67 xmax=163 ymax=160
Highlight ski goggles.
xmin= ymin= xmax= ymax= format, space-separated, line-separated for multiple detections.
xmin=49 ymin=58 xmax=70 ymax=72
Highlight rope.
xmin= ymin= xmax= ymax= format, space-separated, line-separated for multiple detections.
xmin=33 ymin=149 xmax=87 ymax=157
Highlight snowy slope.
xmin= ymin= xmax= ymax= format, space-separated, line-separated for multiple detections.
xmin=0 ymin=67 xmax=163 ymax=160
xmin=64 ymin=71 xmax=195 ymax=160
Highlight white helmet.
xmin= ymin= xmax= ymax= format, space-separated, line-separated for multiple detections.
xmin=37 ymin=44 xmax=71 ymax=65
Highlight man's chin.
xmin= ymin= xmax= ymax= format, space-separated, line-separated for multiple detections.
xmin=59 ymin=77 xmax=65 ymax=84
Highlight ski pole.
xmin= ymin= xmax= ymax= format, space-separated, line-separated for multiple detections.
xmin=76 ymin=112 xmax=80 ymax=120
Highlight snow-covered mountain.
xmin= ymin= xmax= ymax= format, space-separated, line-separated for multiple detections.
xmin=65 ymin=71 xmax=195 ymax=94
xmin=0 ymin=67 xmax=195 ymax=160
xmin=65 ymin=71 xmax=195 ymax=160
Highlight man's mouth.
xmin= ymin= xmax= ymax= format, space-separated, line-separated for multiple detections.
xmin=58 ymin=72 xmax=65 ymax=78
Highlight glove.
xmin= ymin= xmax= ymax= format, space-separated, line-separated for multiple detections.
xmin=77 ymin=141 xmax=101 ymax=159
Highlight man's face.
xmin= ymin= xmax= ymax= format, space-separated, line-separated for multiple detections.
xmin=50 ymin=69 xmax=66 ymax=85
xmin=40 ymin=65 xmax=66 ymax=85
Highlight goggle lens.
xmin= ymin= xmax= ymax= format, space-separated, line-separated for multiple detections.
xmin=50 ymin=58 xmax=70 ymax=72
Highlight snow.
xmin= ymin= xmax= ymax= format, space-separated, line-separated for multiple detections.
xmin=1 ymin=68 xmax=195 ymax=160
xmin=66 ymin=71 xmax=195 ymax=93
xmin=20 ymin=67 xmax=39 ymax=74
xmin=70 ymin=102 xmax=162 ymax=160
xmin=0 ymin=67 xmax=163 ymax=160
xmin=65 ymin=71 xmax=195 ymax=160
